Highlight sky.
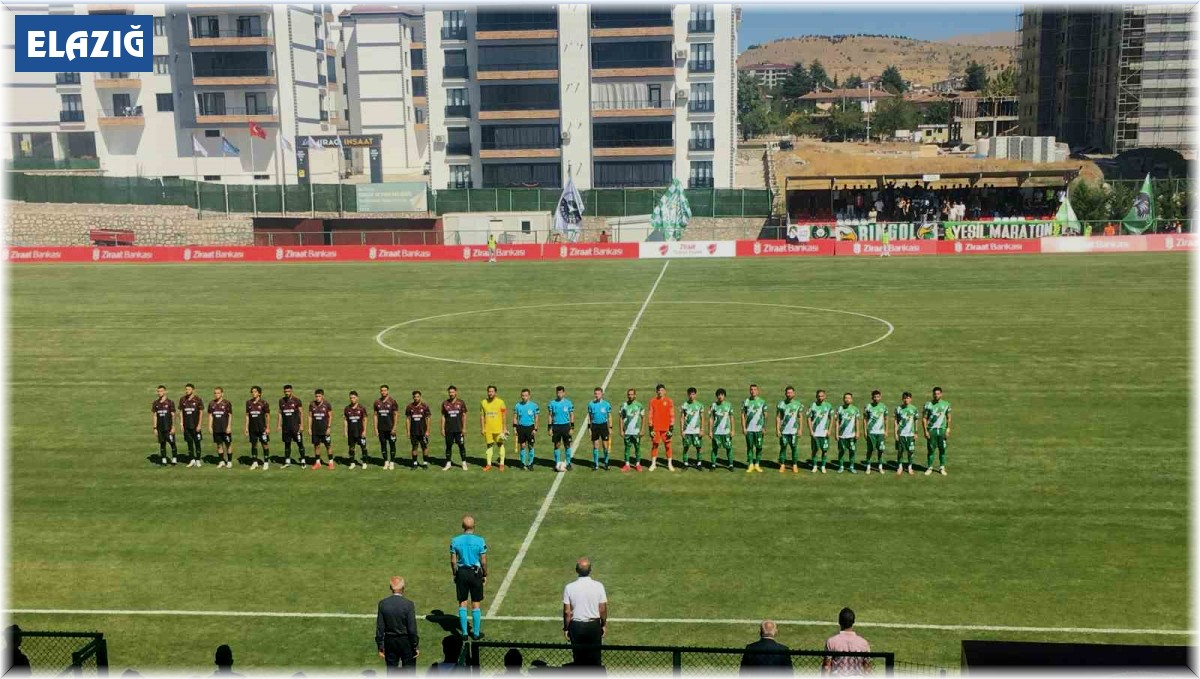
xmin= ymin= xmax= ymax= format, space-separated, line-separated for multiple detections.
xmin=737 ymin=5 xmax=1022 ymax=51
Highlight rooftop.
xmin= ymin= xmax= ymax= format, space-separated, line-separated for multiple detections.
xmin=798 ymin=88 xmax=896 ymax=101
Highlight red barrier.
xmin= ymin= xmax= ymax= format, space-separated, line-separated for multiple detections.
xmin=834 ymin=240 xmax=938 ymax=256
xmin=735 ymin=240 xmax=836 ymax=257
xmin=935 ymin=239 xmax=1042 ymax=255
xmin=544 ymin=243 xmax=640 ymax=260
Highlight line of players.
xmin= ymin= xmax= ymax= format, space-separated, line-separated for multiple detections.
xmin=150 ymin=382 xmax=954 ymax=476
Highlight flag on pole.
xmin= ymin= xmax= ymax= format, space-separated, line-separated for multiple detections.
xmin=650 ymin=179 xmax=693 ymax=241
xmin=192 ymin=135 xmax=209 ymax=157
xmin=1121 ymin=173 xmax=1156 ymax=234
xmin=248 ymin=121 xmax=267 ymax=139
xmin=281 ymin=136 xmax=294 ymax=152
xmin=221 ymin=137 xmax=240 ymax=156
xmin=1053 ymin=192 xmax=1081 ymax=236
xmin=552 ymin=176 xmax=585 ymax=243
xmin=305 ymin=136 xmax=322 ymax=149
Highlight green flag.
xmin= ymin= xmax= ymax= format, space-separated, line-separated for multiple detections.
xmin=1054 ymin=193 xmax=1080 ymax=236
xmin=650 ymin=180 xmax=692 ymax=241
xmin=1122 ymin=174 xmax=1156 ymax=234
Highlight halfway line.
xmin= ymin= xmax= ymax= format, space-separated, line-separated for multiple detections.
xmin=486 ymin=260 xmax=671 ymax=618
xmin=7 ymin=609 xmax=1190 ymax=636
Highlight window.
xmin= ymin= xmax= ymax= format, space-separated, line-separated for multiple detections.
xmin=480 ymin=124 xmax=560 ymax=149
xmin=690 ymin=122 xmax=714 ymax=150
xmin=415 ymin=107 xmax=426 ymax=124
xmin=412 ymin=76 xmax=427 ymax=97
xmin=445 ymin=88 xmax=469 ymax=117
xmin=689 ymin=4 xmax=714 ymax=32
xmin=60 ymin=93 xmax=82 ymax=111
xmin=204 ymin=129 xmax=220 ymax=138
xmin=153 ymin=17 xmax=165 ymax=36
xmin=197 ymin=93 xmax=226 ymax=115
xmin=191 ymin=15 xmax=219 ymax=38
xmin=593 ymin=160 xmax=672 ymax=188
xmin=689 ymin=160 xmax=713 ymax=188
xmin=237 ymin=15 xmax=263 ymax=37
xmin=592 ymin=40 xmax=671 ymax=69
xmin=689 ymin=43 xmax=714 ymax=72
xmin=442 ymin=10 xmax=466 ymax=40
xmin=411 ymin=48 xmax=425 ymax=70
xmin=689 ymin=83 xmax=714 ymax=112
xmin=521 ymin=220 xmax=531 ymax=233
xmin=446 ymin=127 xmax=471 ymax=155
xmin=443 ymin=49 xmax=468 ymax=78
xmin=449 ymin=164 xmax=471 ymax=189
xmin=154 ymin=56 xmax=169 ymax=74
xmin=647 ymin=84 xmax=662 ymax=107
xmin=156 ymin=93 xmax=174 ymax=112
xmin=478 ymin=44 xmax=558 ymax=71
xmin=481 ymin=163 xmax=560 ymax=188
xmin=203 ymin=175 xmax=221 ymax=181
xmin=254 ymin=174 xmax=269 ymax=180
xmin=245 ymin=92 xmax=267 ymax=114
xmin=480 ymin=83 xmax=559 ymax=111
xmin=593 ymin=121 xmax=672 ymax=147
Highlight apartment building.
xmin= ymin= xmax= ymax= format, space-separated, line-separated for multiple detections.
xmin=1017 ymin=4 xmax=1193 ymax=153
xmin=340 ymin=5 xmax=427 ymax=179
xmin=3 ymin=3 xmax=342 ymax=183
xmin=423 ymin=4 xmax=738 ymax=191
xmin=740 ymin=62 xmax=790 ymax=89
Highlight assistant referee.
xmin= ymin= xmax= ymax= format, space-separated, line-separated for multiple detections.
xmin=451 ymin=515 xmax=488 ymax=640
xmin=563 ymin=557 xmax=608 ymax=667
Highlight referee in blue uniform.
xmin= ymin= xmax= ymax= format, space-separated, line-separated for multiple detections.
xmin=450 ymin=515 xmax=488 ymax=640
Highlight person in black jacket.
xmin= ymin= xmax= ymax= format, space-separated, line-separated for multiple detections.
xmin=739 ymin=621 xmax=792 ymax=673
xmin=376 ymin=576 xmax=419 ymax=673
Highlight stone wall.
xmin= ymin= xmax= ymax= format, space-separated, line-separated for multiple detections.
xmin=3 ymin=202 xmax=254 ymax=246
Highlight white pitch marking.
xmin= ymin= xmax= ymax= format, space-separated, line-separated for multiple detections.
xmin=485 ymin=260 xmax=671 ymax=618
xmin=7 ymin=609 xmax=1191 ymax=636
xmin=376 ymin=301 xmax=894 ymax=371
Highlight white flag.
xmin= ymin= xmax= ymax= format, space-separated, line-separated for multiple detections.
xmin=192 ymin=135 xmax=209 ymax=158
xmin=281 ymin=136 xmax=294 ymax=152
xmin=553 ymin=177 xmax=585 ymax=243
xmin=305 ymin=136 xmax=322 ymax=149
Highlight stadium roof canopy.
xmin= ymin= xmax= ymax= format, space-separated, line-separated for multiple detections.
xmin=785 ymin=169 xmax=1079 ymax=191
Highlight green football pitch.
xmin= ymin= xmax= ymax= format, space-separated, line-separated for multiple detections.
xmin=7 ymin=254 xmax=1189 ymax=672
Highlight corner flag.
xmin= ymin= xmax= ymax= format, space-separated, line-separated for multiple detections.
xmin=1121 ymin=174 xmax=1155 ymax=234
xmin=553 ymin=176 xmax=585 ymax=243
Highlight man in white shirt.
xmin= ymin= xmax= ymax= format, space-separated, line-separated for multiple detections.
xmin=562 ymin=557 xmax=607 ymax=667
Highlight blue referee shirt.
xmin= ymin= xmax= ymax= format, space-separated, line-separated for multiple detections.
xmin=587 ymin=399 xmax=612 ymax=425
xmin=450 ymin=533 xmax=487 ymax=567
xmin=514 ymin=400 xmax=539 ymax=427
xmin=548 ymin=398 xmax=574 ymax=425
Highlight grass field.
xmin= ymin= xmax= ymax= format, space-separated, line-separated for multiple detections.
xmin=7 ymin=254 xmax=1190 ymax=673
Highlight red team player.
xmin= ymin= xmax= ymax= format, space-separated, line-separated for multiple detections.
xmin=151 ymin=385 xmax=178 ymax=466
xmin=647 ymin=384 xmax=676 ymax=472
xmin=405 ymin=390 xmax=433 ymax=470
xmin=309 ymin=389 xmax=334 ymax=469
xmin=344 ymin=391 xmax=369 ymax=469
xmin=374 ymin=385 xmax=400 ymax=470
xmin=279 ymin=384 xmax=307 ymax=468
xmin=245 ymin=386 xmax=272 ymax=470
xmin=208 ymin=387 xmax=234 ymax=468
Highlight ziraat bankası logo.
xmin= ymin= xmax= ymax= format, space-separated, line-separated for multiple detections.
xmin=15 ymin=14 xmax=152 ymax=72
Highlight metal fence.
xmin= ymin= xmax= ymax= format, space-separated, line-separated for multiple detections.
xmin=467 ymin=641 xmax=894 ymax=675
xmin=6 ymin=173 xmax=775 ymax=219
xmin=12 ymin=631 xmax=108 ymax=676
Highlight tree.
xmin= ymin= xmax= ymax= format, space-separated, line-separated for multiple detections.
xmin=809 ymin=60 xmax=830 ymax=89
xmin=880 ymin=65 xmax=906 ymax=94
xmin=923 ymin=101 xmax=950 ymax=125
xmin=777 ymin=63 xmax=814 ymax=101
xmin=843 ymin=73 xmax=864 ymax=89
xmin=827 ymin=103 xmax=865 ymax=140
xmin=870 ymin=98 xmax=920 ymax=137
xmin=737 ymin=74 xmax=765 ymax=120
xmin=964 ymin=61 xmax=988 ymax=91
xmin=984 ymin=66 xmax=1016 ymax=97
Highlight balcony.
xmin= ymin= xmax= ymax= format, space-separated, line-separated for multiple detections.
xmin=445 ymin=104 xmax=471 ymax=118
xmin=593 ymin=137 xmax=674 ymax=157
xmin=478 ymin=99 xmax=559 ymax=120
xmin=443 ymin=64 xmax=469 ymax=79
xmin=593 ymin=99 xmax=674 ymax=118
xmin=477 ymin=62 xmax=558 ymax=80
xmin=688 ymin=99 xmax=715 ymax=113
xmin=475 ymin=14 xmax=558 ymax=40
xmin=441 ymin=26 xmax=467 ymax=41
xmin=689 ymin=138 xmax=715 ymax=151
xmin=97 ymin=106 xmax=145 ymax=126
xmin=190 ymin=29 xmax=274 ymax=47
xmin=445 ymin=142 xmax=472 ymax=156
xmin=55 ymin=72 xmax=81 ymax=85
xmin=196 ymin=106 xmax=278 ymax=124
xmin=590 ymin=10 xmax=673 ymax=37
xmin=59 ymin=110 xmax=85 ymax=123
xmin=94 ymin=72 xmax=141 ymax=88
xmin=193 ymin=68 xmax=277 ymax=86
xmin=688 ymin=60 xmax=715 ymax=73
xmin=592 ymin=58 xmax=674 ymax=78
xmin=688 ymin=18 xmax=715 ymax=33
xmin=479 ymin=138 xmax=560 ymax=159
xmin=689 ymin=176 xmax=714 ymax=189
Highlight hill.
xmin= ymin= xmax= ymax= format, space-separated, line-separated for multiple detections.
xmin=737 ymin=34 xmax=1013 ymax=87
xmin=939 ymin=30 xmax=1017 ymax=47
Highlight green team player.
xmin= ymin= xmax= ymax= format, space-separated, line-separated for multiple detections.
xmin=894 ymin=391 xmax=919 ymax=476
xmin=807 ymin=389 xmax=834 ymax=473
xmin=775 ymin=385 xmax=803 ymax=474
xmin=680 ymin=387 xmax=706 ymax=469
xmin=863 ymin=390 xmax=889 ymax=475
xmin=741 ymin=384 xmax=768 ymax=473
xmin=708 ymin=388 xmax=735 ymax=470
xmin=618 ymin=389 xmax=646 ymax=473
xmin=922 ymin=386 xmax=952 ymax=476
xmin=835 ymin=392 xmax=862 ymax=474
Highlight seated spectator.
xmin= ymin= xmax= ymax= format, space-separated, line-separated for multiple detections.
xmin=212 ymin=645 xmax=242 ymax=677
xmin=428 ymin=636 xmax=463 ymax=674
xmin=823 ymin=608 xmax=872 ymax=677
xmin=501 ymin=648 xmax=524 ymax=676
xmin=739 ymin=620 xmax=792 ymax=673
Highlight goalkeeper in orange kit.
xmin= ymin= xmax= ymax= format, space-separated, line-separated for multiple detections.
xmin=647 ymin=383 xmax=676 ymax=472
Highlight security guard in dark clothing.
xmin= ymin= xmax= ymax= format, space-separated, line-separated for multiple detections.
xmin=376 ymin=576 xmax=420 ymax=673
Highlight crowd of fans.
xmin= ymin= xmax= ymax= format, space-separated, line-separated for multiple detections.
xmin=794 ymin=183 xmax=1061 ymax=223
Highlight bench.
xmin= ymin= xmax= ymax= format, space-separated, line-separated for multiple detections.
xmin=89 ymin=229 xmax=135 ymax=246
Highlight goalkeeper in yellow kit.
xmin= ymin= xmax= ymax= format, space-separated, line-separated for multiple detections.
xmin=480 ymin=385 xmax=509 ymax=471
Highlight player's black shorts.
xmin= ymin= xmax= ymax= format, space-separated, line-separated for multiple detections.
xmin=552 ymin=424 xmax=572 ymax=446
xmin=347 ymin=433 xmax=366 ymax=450
xmin=311 ymin=432 xmax=332 ymax=447
xmin=590 ymin=423 xmax=610 ymax=442
xmin=156 ymin=429 xmax=175 ymax=445
xmin=409 ymin=433 xmax=429 ymax=449
xmin=248 ymin=432 xmax=269 ymax=445
xmin=182 ymin=427 xmax=201 ymax=440
xmin=516 ymin=425 xmax=535 ymax=445
xmin=445 ymin=431 xmax=465 ymax=446
xmin=454 ymin=566 xmax=485 ymax=603
xmin=282 ymin=429 xmax=303 ymax=444
xmin=212 ymin=432 xmax=232 ymax=445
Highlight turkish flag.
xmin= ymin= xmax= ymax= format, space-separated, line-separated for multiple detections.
xmin=248 ymin=121 xmax=267 ymax=139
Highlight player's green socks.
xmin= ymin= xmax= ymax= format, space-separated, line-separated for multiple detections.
xmin=458 ymin=607 xmax=469 ymax=636
xmin=939 ymin=448 xmax=947 ymax=468
xmin=471 ymin=608 xmax=482 ymax=637
xmin=927 ymin=450 xmax=935 ymax=468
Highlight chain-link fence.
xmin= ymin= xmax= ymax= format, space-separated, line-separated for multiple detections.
xmin=468 ymin=641 xmax=894 ymax=675
xmin=12 ymin=631 xmax=108 ymax=676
